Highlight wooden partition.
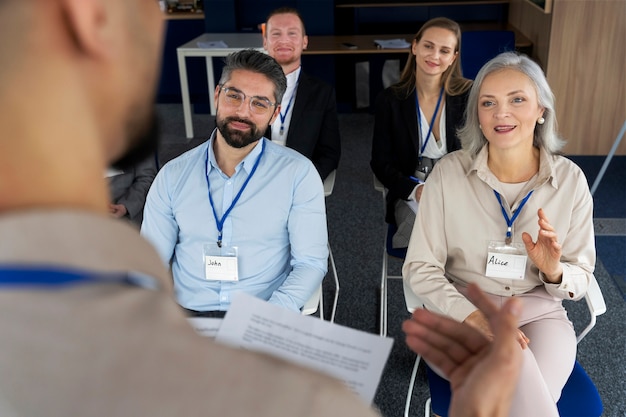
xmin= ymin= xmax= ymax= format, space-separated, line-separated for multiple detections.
xmin=546 ymin=0 xmax=625 ymax=155
xmin=509 ymin=0 xmax=626 ymax=155
xmin=507 ymin=0 xmax=552 ymax=67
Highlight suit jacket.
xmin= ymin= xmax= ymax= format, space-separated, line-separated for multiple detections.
xmin=266 ymin=71 xmax=341 ymax=181
xmin=108 ymin=155 xmax=157 ymax=226
xmin=370 ymin=86 xmax=469 ymax=224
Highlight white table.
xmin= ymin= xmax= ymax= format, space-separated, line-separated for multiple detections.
xmin=176 ymin=33 xmax=264 ymax=138
xmin=176 ymin=29 xmax=531 ymax=139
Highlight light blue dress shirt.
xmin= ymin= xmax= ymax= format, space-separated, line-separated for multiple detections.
xmin=141 ymin=131 xmax=328 ymax=312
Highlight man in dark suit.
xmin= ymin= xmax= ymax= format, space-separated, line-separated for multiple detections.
xmin=108 ymin=155 xmax=157 ymax=227
xmin=263 ymin=7 xmax=340 ymax=181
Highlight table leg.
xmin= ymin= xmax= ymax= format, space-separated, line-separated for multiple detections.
xmin=177 ymin=50 xmax=194 ymax=139
xmin=206 ymin=56 xmax=216 ymax=116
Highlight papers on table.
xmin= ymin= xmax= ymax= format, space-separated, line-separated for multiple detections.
xmin=194 ymin=293 xmax=393 ymax=404
xmin=374 ymin=38 xmax=411 ymax=49
xmin=197 ymin=40 xmax=229 ymax=49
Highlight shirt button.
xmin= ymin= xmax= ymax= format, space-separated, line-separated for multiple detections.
xmin=505 ymin=286 xmax=511 ymax=291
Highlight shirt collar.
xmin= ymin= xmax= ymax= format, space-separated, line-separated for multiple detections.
xmin=468 ymin=144 xmax=559 ymax=190
xmin=285 ymin=67 xmax=301 ymax=88
xmin=206 ymin=129 xmax=265 ymax=176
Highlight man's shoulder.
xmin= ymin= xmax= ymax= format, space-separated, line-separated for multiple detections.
xmin=298 ymin=71 xmax=334 ymax=97
xmin=160 ymin=140 xmax=208 ymax=172
xmin=299 ymin=71 xmax=332 ymax=88
xmin=264 ymin=139 xmax=311 ymax=163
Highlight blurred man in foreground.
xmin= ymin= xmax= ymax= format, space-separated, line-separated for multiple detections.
xmin=0 ymin=1 xmax=522 ymax=416
xmin=0 ymin=1 xmax=376 ymax=415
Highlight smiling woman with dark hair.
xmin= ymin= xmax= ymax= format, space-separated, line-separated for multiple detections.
xmin=370 ymin=17 xmax=472 ymax=248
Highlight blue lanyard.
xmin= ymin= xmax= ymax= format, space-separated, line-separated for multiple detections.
xmin=278 ymin=81 xmax=299 ymax=135
xmin=205 ymin=140 xmax=265 ymax=247
xmin=415 ymin=87 xmax=444 ymax=157
xmin=0 ymin=267 xmax=157 ymax=289
xmin=494 ymin=190 xmax=534 ymax=244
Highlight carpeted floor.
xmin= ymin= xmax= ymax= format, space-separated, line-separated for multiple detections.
xmin=156 ymin=105 xmax=626 ymax=417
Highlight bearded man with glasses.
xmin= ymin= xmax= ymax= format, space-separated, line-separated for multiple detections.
xmin=142 ymin=49 xmax=328 ymax=318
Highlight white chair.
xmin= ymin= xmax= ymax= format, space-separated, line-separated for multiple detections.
xmin=302 ymin=284 xmax=323 ymax=317
xmin=283 ymin=170 xmax=341 ymax=321
xmin=322 ymin=169 xmax=340 ymax=323
xmin=402 ymin=275 xmax=607 ymax=417
xmin=374 ymin=174 xmax=406 ymax=337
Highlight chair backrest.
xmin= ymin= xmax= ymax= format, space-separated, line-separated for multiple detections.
xmin=403 ymin=277 xmax=422 ymax=313
xmin=460 ymin=30 xmax=515 ymax=80
xmin=302 ymin=284 xmax=322 ymax=316
xmin=577 ymin=274 xmax=607 ymax=342
xmin=323 ymin=169 xmax=337 ymax=197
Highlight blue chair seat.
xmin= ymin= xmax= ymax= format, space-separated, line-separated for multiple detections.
xmin=426 ymin=361 xmax=603 ymax=417
xmin=386 ymin=223 xmax=408 ymax=259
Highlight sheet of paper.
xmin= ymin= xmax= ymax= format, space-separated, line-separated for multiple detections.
xmin=374 ymin=38 xmax=411 ymax=49
xmin=214 ymin=293 xmax=394 ymax=404
xmin=187 ymin=317 xmax=223 ymax=338
xmin=197 ymin=40 xmax=229 ymax=49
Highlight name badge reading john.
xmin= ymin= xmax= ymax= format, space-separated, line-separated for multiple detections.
xmin=485 ymin=241 xmax=527 ymax=280
xmin=203 ymin=244 xmax=239 ymax=281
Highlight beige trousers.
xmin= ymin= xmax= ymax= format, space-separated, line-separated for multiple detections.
xmin=432 ymin=285 xmax=576 ymax=417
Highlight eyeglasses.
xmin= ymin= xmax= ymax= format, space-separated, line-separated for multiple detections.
xmin=218 ymin=86 xmax=276 ymax=116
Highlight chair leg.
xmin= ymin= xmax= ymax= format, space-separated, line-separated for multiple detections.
xmin=318 ymin=286 xmax=324 ymax=321
xmin=328 ymin=243 xmax=339 ymax=323
xmin=380 ymin=250 xmax=388 ymax=337
xmin=404 ymin=354 xmax=421 ymax=417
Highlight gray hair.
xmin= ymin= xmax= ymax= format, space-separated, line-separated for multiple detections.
xmin=218 ymin=49 xmax=287 ymax=104
xmin=459 ymin=52 xmax=565 ymax=156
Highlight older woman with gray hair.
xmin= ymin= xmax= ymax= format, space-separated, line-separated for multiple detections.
xmin=402 ymin=52 xmax=595 ymax=417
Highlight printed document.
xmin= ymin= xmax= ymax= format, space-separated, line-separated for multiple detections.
xmin=214 ymin=293 xmax=394 ymax=404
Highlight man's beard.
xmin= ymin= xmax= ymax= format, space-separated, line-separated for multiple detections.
xmin=216 ymin=115 xmax=265 ymax=149
xmin=111 ymin=111 xmax=160 ymax=171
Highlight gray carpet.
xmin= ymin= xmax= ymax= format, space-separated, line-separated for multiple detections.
xmin=156 ymin=104 xmax=626 ymax=417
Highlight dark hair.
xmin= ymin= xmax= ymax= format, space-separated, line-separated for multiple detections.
xmin=218 ymin=49 xmax=287 ymax=104
xmin=265 ymin=7 xmax=306 ymax=36
xmin=393 ymin=17 xmax=471 ymax=98
xmin=459 ymin=52 xmax=564 ymax=156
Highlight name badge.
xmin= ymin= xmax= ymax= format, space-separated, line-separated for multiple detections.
xmin=485 ymin=241 xmax=527 ymax=280
xmin=203 ymin=244 xmax=239 ymax=281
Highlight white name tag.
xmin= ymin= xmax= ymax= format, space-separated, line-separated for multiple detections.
xmin=485 ymin=241 xmax=527 ymax=280
xmin=485 ymin=252 xmax=527 ymax=280
xmin=203 ymin=244 xmax=239 ymax=281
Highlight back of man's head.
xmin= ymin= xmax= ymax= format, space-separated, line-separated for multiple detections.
xmin=0 ymin=0 xmax=164 ymax=214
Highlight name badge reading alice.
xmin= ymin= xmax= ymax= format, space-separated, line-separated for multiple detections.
xmin=203 ymin=244 xmax=239 ymax=281
xmin=485 ymin=241 xmax=527 ymax=280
